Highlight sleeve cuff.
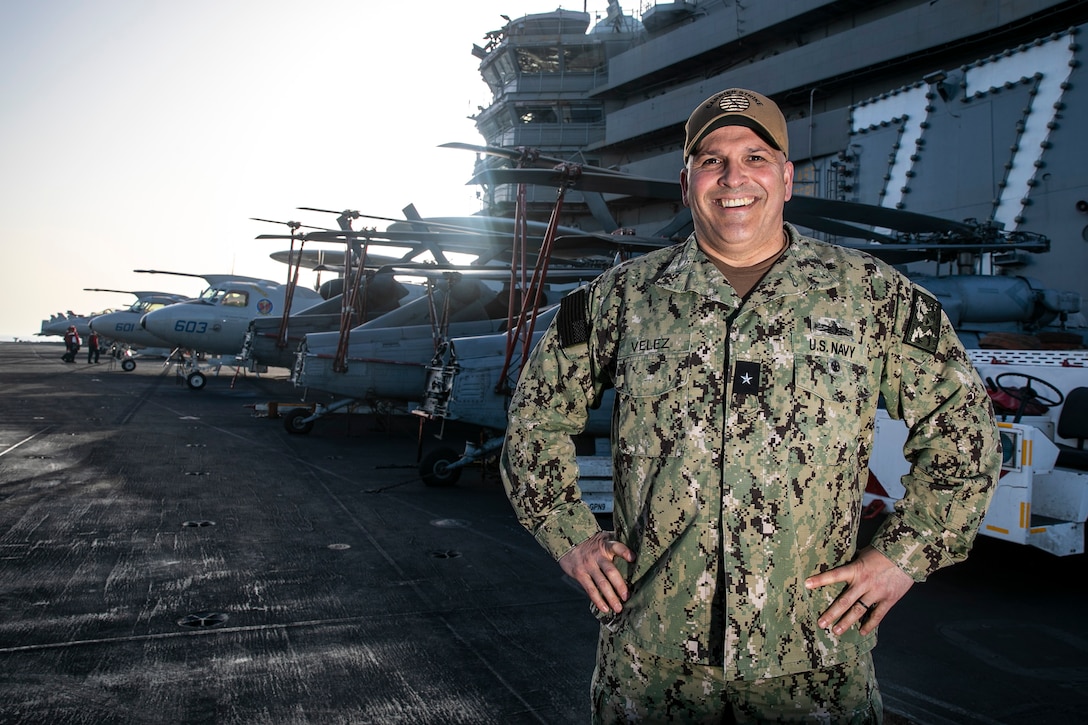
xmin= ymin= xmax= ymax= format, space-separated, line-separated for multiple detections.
xmin=533 ymin=502 xmax=603 ymax=561
xmin=869 ymin=514 xmax=967 ymax=582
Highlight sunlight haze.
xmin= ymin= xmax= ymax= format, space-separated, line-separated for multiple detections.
xmin=0 ymin=0 xmax=609 ymax=339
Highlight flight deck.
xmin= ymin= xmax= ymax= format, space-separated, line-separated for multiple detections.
xmin=1 ymin=342 xmax=1085 ymax=724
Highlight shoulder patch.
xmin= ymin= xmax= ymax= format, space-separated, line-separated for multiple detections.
xmin=557 ymin=288 xmax=590 ymax=348
xmin=905 ymin=288 xmax=942 ymax=354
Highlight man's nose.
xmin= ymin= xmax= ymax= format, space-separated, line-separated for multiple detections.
xmin=716 ymin=160 xmax=748 ymax=186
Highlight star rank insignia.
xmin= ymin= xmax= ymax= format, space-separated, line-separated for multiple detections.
xmin=732 ymin=360 xmax=762 ymax=397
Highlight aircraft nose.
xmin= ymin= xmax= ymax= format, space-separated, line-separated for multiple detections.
xmin=140 ymin=307 xmax=169 ymax=334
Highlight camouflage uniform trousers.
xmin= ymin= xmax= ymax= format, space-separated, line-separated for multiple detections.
xmin=591 ymin=630 xmax=882 ymax=724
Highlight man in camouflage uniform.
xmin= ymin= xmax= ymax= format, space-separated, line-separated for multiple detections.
xmin=500 ymin=88 xmax=1000 ymax=723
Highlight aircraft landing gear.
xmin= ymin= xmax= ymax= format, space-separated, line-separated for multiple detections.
xmin=283 ymin=407 xmax=315 ymax=435
xmin=419 ymin=447 xmax=462 ymax=487
xmin=168 ymin=349 xmax=224 ymax=390
xmin=418 ymin=436 xmax=506 ymax=487
xmin=121 ymin=358 xmax=137 ymax=372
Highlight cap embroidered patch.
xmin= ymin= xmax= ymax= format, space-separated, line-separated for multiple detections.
xmin=718 ymin=92 xmax=752 ymax=113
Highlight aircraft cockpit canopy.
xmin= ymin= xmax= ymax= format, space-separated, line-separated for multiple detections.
xmin=221 ymin=291 xmax=249 ymax=307
xmin=129 ymin=300 xmax=170 ymax=314
xmin=198 ymin=288 xmax=250 ymax=307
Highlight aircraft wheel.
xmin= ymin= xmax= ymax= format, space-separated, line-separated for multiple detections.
xmin=186 ymin=371 xmax=207 ymax=390
xmin=283 ymin=408 xmax=314 ymax=435
xmin=420 ymin=447 xmax=461 ymax=487
xmin=121 ymin=358 xmax=136 ymax=372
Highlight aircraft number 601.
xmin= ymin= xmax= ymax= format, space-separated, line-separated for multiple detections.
xmin=174 ymin=320 xmax=208 ymax=334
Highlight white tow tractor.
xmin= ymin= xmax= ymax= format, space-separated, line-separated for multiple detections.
xmin=866 ymin=349 xmax=1088 ymax=556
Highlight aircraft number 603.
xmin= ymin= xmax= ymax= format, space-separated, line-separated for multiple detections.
xmin=174 ymin=320 xmax=209 ymax=334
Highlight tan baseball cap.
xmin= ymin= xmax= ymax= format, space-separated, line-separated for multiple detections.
xmin=684 ymin=88 xmax=789 ymax=160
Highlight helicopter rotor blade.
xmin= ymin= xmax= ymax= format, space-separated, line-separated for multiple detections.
xmin=439 ymin=141 xmax=627 ymax=173
xmin=784 ymin=196 xmax=976 ymax=235
xmin=249 ymin=217 xmax=331 ymax=232
xmin=469 ymin=167 xmax=683 ymax=200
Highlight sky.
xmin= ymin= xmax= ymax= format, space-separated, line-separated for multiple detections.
xmin=0 ymin=0 xmax=613 ymax=339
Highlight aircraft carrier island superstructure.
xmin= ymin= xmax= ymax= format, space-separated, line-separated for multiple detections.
xmin=467 ymin=0 xmax=1088 ymax=345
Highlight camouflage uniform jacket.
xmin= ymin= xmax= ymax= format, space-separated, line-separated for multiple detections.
xmin=501 ymin=224 xmax=999 ymax=680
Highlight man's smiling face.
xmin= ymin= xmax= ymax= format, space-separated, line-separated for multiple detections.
xmin=680 ymin=125 xmax=794 ymax=265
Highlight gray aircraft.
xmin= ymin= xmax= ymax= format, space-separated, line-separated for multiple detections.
xmin=88 ymin=289 xmax=193 ymax=368
xmin=268 ymin=205 xmax=626 ymax=434
xmin=241 ymin=205 xmax=574 ymax=375
xmin=137 ymin=270 xmax=325 ymax=389
xmin=282 ymin=266 xmax=604 ymax=434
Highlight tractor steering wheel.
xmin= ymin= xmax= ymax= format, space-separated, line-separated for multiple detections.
xmin=993 ymin=372 xmax=1065 ymax=422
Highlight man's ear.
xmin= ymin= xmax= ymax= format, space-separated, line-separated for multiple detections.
xmin=680 ymin=167 xmax=691 ymax=208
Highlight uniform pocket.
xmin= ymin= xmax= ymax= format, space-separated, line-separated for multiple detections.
xmin=613 ymin=339 xmax=694 ymax=458
xmin=795 ymin=353 xmax=871 ymax=403
xmin=790 ymin=354 xmax=872 ymax=465
xmin=614 ymin=347 xmax=690 ymax=397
